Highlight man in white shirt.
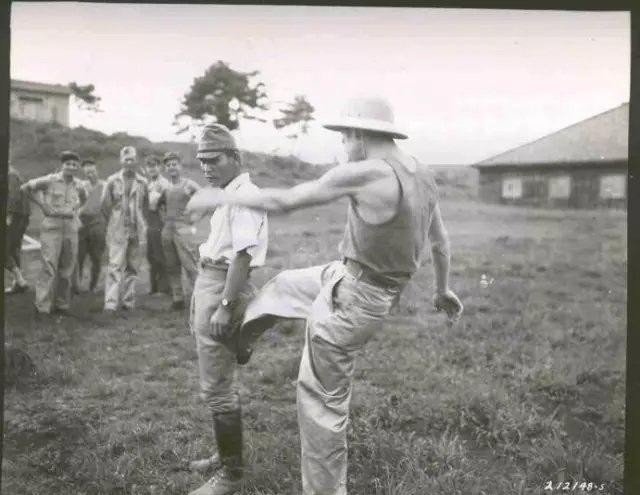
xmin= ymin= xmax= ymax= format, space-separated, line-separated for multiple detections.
xmin=188 ymin=124 xmax=268 ymax=495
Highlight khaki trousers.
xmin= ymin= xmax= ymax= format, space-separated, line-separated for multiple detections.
xmin=104 ymin=237 xmax=141 ymax=310
xmin=35 ymin=226 xmax=78 ymax=313
xmin=190 ymin=264 xmax=254 ymax=414
xmin=239 ymin=261 xmax=399 ymax=494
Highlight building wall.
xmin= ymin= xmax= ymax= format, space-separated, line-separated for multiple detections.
xmin=478 ymin=164 xmax=627 ymax=209
xmin=10 ymin=88 xmax=70 ymax=126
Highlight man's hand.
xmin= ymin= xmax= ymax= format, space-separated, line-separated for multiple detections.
xmin=210 ymin=305 xmax=233 ymax=340
xmin=6 ymin=214 xmax=13 ymax=227
xmin=433 ymin=289 xmax=463 ymax=322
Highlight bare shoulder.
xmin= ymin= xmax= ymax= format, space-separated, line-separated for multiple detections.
xmin=324 ymin=159 xmax=392 ymax=186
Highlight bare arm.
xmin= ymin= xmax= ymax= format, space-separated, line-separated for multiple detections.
xmin=427 ymin=203 xmax=451 ymax=294
xmin=21 ymin=179 xmax=52 ymax=216
xmin=100 ymin=180 xmax=113 ymax=221
xmin=222 ymin=250 xmax=251 ymax=303
xmin=209 ymin=250 xmax=252 ymax=339
xmin=187 ymin=162 xmax=384 ymax=214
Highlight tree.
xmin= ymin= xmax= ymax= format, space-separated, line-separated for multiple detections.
xmin=174 ymin=61 xmax=269 ymax=134
xmin=273 ymin=95 xmax=315 ymax=140
xmin=69 ymin=82 xmax=102 ymax=112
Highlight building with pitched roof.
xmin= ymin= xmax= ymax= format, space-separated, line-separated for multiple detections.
xmin=473 ymin=103 xmax=628 ymax=208
xmin=10 ymin=79 xmax=71 ymax=127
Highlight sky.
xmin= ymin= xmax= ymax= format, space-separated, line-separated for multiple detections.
xmin=10 ymin=3 xmax=630 ymax=165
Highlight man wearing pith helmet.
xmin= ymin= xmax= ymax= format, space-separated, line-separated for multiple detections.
xmin=21 ymin=150 xmax=86 ymax=315
xmin=101 ymin=146 xmax=149 ymax=311
xmin=187 ymin=124 xmax=268 ymax=495
xmin=187 ymin=96 xmax=463 ymax=494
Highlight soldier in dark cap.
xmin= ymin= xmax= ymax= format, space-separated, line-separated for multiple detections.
xmin=157 ymin=151 xmax=201 ymax=309
xmin=5 ymin=162 xmax=31 ymax=294
xmin=21 ymin=150 xmax=86 ymax=315
xmin=144 ymin=155 xmax=171 ymax=295
xmin=186 ymin=124 xmax=268 ymax=495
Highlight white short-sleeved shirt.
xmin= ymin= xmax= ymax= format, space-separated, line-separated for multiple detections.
xmin=199 ymin=173 xmax=268 ymax=267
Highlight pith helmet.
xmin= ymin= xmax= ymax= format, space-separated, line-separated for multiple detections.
xmin=197 ymin=124 xmax=237 ymax=159
xmin=323 ymin=96 xmax=407 ymax=140
xmin=120 ymin=146 xmax=137 ymax=162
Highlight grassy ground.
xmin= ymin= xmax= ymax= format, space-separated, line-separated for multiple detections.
xmin=3 ymin=198 xmax=626 ymax=495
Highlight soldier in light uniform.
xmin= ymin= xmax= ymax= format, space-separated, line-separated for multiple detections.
xmin=186 ymin=125 xmax=268 ymax=495
xmin=21 ymin=150 xmax=86 ymax=315
xmin=158 ymin=151 xmax=201 ymax=310
xmin=74 ymin=158 xmax=107 ymax=293
xmin=188 ymin=97 xmax=463 ymax=495
xmin=144 ymin=155 xmax=171 ymax=295
xmin=101 ymin=146 xmax=149 ymax=311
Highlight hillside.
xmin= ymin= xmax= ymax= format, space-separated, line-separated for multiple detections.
xmin=8 ymin=118 xmax=477 ymax=196
xmin=8 ymin=119 xmax=328 ymax=188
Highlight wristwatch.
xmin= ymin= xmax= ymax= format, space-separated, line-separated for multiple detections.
xmin=221 ymin=298 xmax=234 ymax=310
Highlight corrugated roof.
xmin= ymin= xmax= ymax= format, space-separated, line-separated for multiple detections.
xmin=11 ymin=79 xmax=71 ymax=96
xmin=476 ymin=103 xmax=628 ymax=167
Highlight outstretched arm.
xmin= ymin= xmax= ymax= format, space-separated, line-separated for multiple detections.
xmin=187 ymin=163 xmax=382 ymax=214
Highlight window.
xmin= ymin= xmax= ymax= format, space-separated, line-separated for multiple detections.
xmin=502 ymin=177 xmax=522 ymax=199
xmin=549 ymin=176 xmax=571 ymax=199
xmin=599 ymin=174 xmax=626 ymax=199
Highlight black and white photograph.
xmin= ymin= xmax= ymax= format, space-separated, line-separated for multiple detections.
xmin=3 ymin=3 xmax=630 ymax=494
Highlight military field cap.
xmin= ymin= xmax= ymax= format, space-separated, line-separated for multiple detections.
xmin=163 ymin=151 xmax=181 ymax=163
xmin=144 ymin=155 xmax=161 ymax=166
xmin=197 ymin=124 xmax=237 ymax=159
xmin=120 ymin=146 xmax=137 ymax=162
xmin=323 ymin=96 xmax=408 ymax=140
xmin=60 ymin=150 xmax=80 ymax=162
xmin=82 ymin=158 xmax=96 ymax=166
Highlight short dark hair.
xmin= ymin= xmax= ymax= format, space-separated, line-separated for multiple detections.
xmin=82 ymin=159 xmax=96 ymax=167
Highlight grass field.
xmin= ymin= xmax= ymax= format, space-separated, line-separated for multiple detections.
xmin=2 ymin=198 xmax=626 ymax=495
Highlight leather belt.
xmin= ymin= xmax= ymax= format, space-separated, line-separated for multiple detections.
xmin=342 ymin=258 xmax=405 ymax=290
xmin=199 ymin=257 xmax=229 ymax=271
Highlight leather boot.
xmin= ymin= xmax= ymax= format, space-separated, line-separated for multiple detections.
xmin=188 ymin=409 xmax=243 ymax=495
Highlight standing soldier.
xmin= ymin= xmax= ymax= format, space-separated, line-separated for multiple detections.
xmin=144 ymin=155 xmax=171 ymax=295
xmin=74 ymin=158 xmax=107 ymax=293
xmin=159 ymin=151 xmax=200 ymax=310
xmin=5 ymin=163 xmax=31 ymax=294
xmin=101 ymin=146 xmax=149 ymax=312
xmin=21 ymin=151 xmax=86 ymax=315
xmin=187 ymin=97 xmax=463 ymax=495
xmin=186 ymin=124 xmax=268 ymax=495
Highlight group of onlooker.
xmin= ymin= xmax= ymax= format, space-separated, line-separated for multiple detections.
xmin=5 ymin=146 xmax=200 ymax=315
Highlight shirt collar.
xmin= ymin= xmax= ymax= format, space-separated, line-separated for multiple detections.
xmin=54 ymin=171 xmax=74 ymax=184
xmin=223 ymin=172 xmax=250 ymax=192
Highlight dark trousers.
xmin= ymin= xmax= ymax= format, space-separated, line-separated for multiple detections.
xmin=5 ymin=214 xmax=29 ymax=271
xmin=147 ymin=227 xmax=169 ymax=294
xmin=77 ymin=222 xmax=106 ymax=291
